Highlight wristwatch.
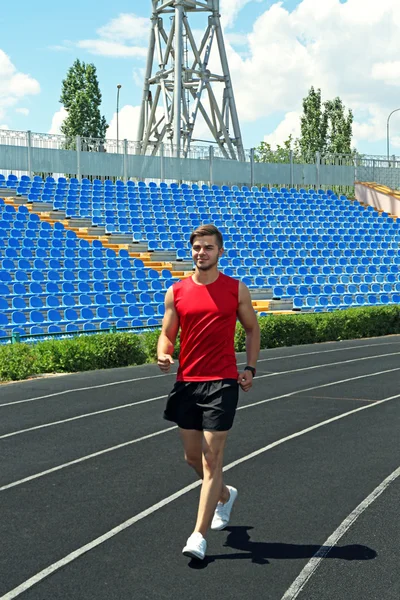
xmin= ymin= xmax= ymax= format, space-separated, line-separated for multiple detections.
xmin=244 ymin=365 xmax=256 ymax=377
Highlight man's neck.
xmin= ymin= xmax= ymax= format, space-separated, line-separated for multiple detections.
xmin=192 ymin=268 xmax=220 ymax=286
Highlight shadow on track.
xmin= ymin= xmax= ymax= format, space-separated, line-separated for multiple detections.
xmin=188 ymin=526 xmax=377 ymax=569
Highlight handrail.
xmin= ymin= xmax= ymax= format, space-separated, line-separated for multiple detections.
xmin=1 ymin=323 xmax=160 ymax=345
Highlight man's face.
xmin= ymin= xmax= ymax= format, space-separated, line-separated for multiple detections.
xmin=192 ymin=235 xmax=223 ymax=271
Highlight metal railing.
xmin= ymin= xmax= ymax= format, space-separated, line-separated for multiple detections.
xmin=1 ymin=323 xmax=161 ymax=346
xmin=1 ymin=127 xmax=399 ymax=190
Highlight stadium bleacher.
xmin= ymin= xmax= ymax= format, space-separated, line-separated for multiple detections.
xmin=1 ymin=173 xmax=400 ymax=342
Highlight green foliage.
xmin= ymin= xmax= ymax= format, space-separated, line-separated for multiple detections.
xmin=60 ymin=59 xmax=108 ymax=149
xmin=0 ymin=344 xmax=38 ymax=381
xmin=324 ymin=97 xmax=354 ymax=155
xmin=1 ymin=308 xmax=399 ymax=382
xmin=32 ymin=334 xmax=147 ymax=373
xmin=141 ymin=329 xmax=181 ymax=362
xmin=235 ymin=307 xmax=400 ymax=353
xmin=298 ymin=87 xmax=355 ymax=161
xmin=299 ymin=86 xmax=329 ymax=162
xmin=254 ymin=135 xmax=301 ymax=164
xmin=85 ymin=334 xmax=147 ymax=370
xmin=234 ymin=321 xmax=247 ymax=352
xmin=256 ymin=87 xmax=356 ymax=164
xmin=0 ymin=333 xmax=148 ymax=382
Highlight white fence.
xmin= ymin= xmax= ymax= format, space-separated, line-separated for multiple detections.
xmin=1 ymin=128 xmax=398 ymax=189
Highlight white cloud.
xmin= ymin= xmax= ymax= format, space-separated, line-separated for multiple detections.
xmin=53 ymin=0 xmax=400 ymax=154
xmin=220 ymin=0 xmax=400 ymax=151
xmin=0 ymin=124 xmax=10 ymax=130
xmin=106 ymin=105 xmax=142 ymax=141
xmin=48 ymin=43 xmax=74 ymax=52
xmin=264 ymin=111 xmax=302 ymax=147
xmin=77 ymin=40 xmax=147 ymax=58
xmin=16 ymin=108 xmax=29 ymax=116
xmin=98 ymin=13 xmax=149 ymax=42
xmin=49 ymin=107 xmax=68 ymax=134
xmin=371 ymin=61 xmax=400 ymax=87
xmin=0 ymin=49 xmax=40 ymax=122
xmin=49 ymin=104 xmax=145 ymax=144
xmin=133 ymin=68 xmax=145 ymax=88
xmin=220 ymin=0 xmax=264 ymax=29
xmin=78 ymin=13 xmax=149 ymax=58
xmin=225 ymin=32 xmax=250 ymax=46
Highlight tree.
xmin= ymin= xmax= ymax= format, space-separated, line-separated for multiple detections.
xmin=324 ymin=97 xmax=353 ymax=155
xmin=298 ymin=87 xmax=355 ymax=161
xmin=298 ymin=87 xmax=329 ymax=162
xmin=256 ymin=88 xmax=356 ymax=164
xmin=254 ymin=135 xmax=301 ymax=163
xmin=60 ymin=59 xmax=108 ymax=150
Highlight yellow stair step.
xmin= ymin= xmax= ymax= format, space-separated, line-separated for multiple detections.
xmin=4 ymin=197 xmax=189 ymax=281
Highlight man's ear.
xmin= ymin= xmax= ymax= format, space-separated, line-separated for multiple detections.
xmin=219 ymin=247 xmax=224 ymax=257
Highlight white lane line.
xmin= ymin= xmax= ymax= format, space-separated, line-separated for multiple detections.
xmin=2 ymin=352 xmax=400 ymax=440
xmin=240 ymin=367 xmax=400 ymax=410
xmin=0 ymin=395 xmax=168 ymax=440
xmin=0 ymin=373 xmax=172 ymax=408
xmin=281 ymin=465 xmax=400 ymax=600
xmin=2 ymin=366 xmax=400 ymax=492
xmin=254 ymin=351 xmax=400 ymax=379
xmin=0 ymin=426 xmax=177 ymax=492
xmin=250 ymin=340 xmax=400 ymax=364
xmin=2 ymin=392 xmax=399 ymax=600
xmin=1 ymin=340 xmax=398 ymax=409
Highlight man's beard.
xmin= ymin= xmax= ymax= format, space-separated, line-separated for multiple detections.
xmin=195 ymin=257 xmax=219 ymax=271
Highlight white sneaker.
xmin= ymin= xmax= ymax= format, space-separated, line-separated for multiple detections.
xmin=182 ymin=532 xmax=207 ymax=560
xmin=211 ymin=486 xmax=238 ymax=531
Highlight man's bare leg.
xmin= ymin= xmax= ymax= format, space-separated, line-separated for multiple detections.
xmin=179 ymin=428 xmax=230 ymax=502
xmin=193 ymin=430 xmax=229 ymax=537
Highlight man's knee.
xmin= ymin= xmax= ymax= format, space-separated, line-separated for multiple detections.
xmin=184 ymin=452 xmax=202 ymax=470
xmin=202 ymin=447 xmax=224 ymax=474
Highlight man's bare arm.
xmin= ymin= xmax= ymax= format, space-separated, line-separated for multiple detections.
xmin=237 ymin=282 xmax=260 ymax=389
xmin=157 ymin=286 xmax=180 ymax=372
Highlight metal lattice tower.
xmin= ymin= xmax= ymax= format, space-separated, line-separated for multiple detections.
xmin=137 ymin=0 xmax=245 ymax=160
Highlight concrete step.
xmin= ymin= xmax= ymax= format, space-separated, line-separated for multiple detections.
xmin=1 ymin=190 xmax=25 ymax=199
xmin=126 ymin=243 xmax=151 ymax=253
xmin=31 ymin=202 xmax=54 ymax=212
xmin=147 ymin=251 xmax=177 ymax=262
xmin=268 ymin=299 xmax=293 ymax=311
xmin=102 ymin=234 xmax=134 ymax=244
xmin=48 ymin=212 xmax=67 ymax=220
xmin=169 ymin=262 xmax=193 ymax=271
xmin=250 ymin=288 xmax=273 ymax=300
xmin=67 ymin=218 xmax=92 ymax=228
xmin=11 ymin=195 xmax=28 ymax=204
xmin=3 ymin=198 xmax=180 ymax=279
xmin=87 ymin=227 xmax=106 ymax=236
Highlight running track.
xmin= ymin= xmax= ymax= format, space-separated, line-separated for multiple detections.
xmin=1 ymin=336 xmax=399 ymax=600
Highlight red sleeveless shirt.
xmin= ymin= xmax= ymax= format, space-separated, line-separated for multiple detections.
xmin=173 ymin=272 xmax=239 ymax=381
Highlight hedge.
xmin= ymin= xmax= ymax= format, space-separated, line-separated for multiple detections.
xmin=0 ymin=306 xmax=399 ymax=382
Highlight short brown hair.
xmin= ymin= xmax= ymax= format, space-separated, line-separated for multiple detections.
xmin=190 ymin=224 xmax=223 ymax=249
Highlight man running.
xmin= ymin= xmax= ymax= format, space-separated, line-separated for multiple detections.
xmin=157 ymin=224 xmax=260 ymax=560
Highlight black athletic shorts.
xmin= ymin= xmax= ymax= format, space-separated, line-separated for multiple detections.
xmin=163 ymin=379 xmax=239 ymax=432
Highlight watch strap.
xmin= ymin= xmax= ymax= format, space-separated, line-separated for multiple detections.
xmin=244 ymin=365 xmax=256 ymax=377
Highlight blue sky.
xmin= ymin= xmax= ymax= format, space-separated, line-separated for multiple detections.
xmin=1 ymin=0 xmax=400 ymax=156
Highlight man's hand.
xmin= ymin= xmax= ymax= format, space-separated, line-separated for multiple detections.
xmin=158 ymin=354 xmax=174 ymax=373
xmin=237 ymin=370 xmax=253 ymax=392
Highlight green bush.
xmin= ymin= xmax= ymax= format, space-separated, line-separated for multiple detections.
xmin=0 ymin=344 xmax=38 ymax=381
xmin=1 ymin=306 xmax=399 ymax=382
xmin=235 ymin=305 xmax=400 ymax=351
xmin=141 ymin=329 xmax=181 ymax=362
xmin=32 ymin=334 xmax=148 ymax=373
xmin=85 ymin=333 xmax=147 ymax=370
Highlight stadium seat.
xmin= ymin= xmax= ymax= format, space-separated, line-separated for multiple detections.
xmin=2 ymin=177 xmax=399 ymax=340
